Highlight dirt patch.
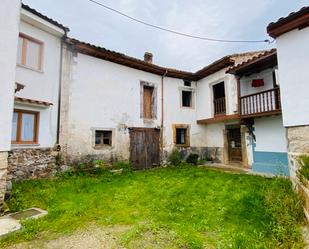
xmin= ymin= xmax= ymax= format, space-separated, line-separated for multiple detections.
xmin=7 ymin=225 xmax=130 ymax=249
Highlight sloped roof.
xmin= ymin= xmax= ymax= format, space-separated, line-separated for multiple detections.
xmin=267 ymin=6 xmax=309 ymax=38
xmin=67 ymin=38 xmax=267 ymax=81
xmin=22 ymin=3 xmax=70 ymax=33
xmin=226 ymin=49 xmax=277 ymax=76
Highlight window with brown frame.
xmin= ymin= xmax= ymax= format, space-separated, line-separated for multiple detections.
xmin=11 ymin=110 xmax=39 ymax=144
xmin=17 ymin=34 xmax=44 ymax=71
xmin=143 ymin=86 xmax=154 ymax=119
xmin=95 ymin=130 xmax=112 ymax=146
xmin=173 ymin=124 xmax=190 ymax=147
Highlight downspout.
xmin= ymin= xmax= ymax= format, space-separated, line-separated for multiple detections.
xmin=56 ymin=35 xmax=66 ymax=147
xmin=160 ymin=70 xmax=168 ymax=159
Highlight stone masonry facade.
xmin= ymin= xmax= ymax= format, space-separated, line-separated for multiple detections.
xmin=0 ymin=152 xmax=8 ymax=205
xmin=7 ymin=148 xmax=61 ymax=182
xmin=287 ymin=126 xmax=309 ymax=181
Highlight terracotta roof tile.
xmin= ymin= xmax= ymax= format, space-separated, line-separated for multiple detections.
xmin=67 ymin=38 xmax=266 ymax=81
xmin=226 ymin=49 xmax=277 ymax=75
xmin=15 ymin=97 xmax=53 ymax=107
xmin=267 ymin=6 xmax=309 ymax=38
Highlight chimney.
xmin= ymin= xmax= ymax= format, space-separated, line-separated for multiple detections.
xmin=144 ymin=52 xmax=153 ymax=63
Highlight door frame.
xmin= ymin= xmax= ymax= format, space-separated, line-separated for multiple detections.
xmin=225 ymin=125 xmax=243 ymax=164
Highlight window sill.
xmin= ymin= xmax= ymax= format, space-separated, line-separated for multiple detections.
xmin=181 ymin=106 xmax=194 ymax=110
xmin=93 ymin=145 xmax=113 ymax=150
xmin=17 ymin=64 xmax=44 ymax=74
xmin=11 ymin=143 xmax=40 ymax=148
xmin=175 ymin=144 xmax=190 ymax=148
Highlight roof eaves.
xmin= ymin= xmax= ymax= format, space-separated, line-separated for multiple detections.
xmin=194 ymin=56 xmax=235 ymax=80
xmin=226 ymin=49 xmax=277 ymax=75
xmin=267 ymin=6 xmax=309 ymax=38
xmin=66 ymin=38 xmax=195 ymax=80
xmin=21 ymin=3 xmax=70 ymax=33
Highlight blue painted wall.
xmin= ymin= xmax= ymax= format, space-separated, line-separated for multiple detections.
xmin=252 ymin=150 xmax=289 ymax=176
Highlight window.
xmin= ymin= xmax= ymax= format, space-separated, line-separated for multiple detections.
xmin=173 ymin=124 xmax=190 ymax=147
xmin=176 ymin=128 xmax=187 ymax=145
xmin=17 ymin=34 xmax=43 ymax=71
xmin=143 ymin=85 xmax=154 ymax=119
xmin=182 ymin=90 xmax=192 ymax=107
xmin=184 ymin=80 xmax=192 ymax=87
xmin=213 ymin=82 xmax=226 ymax=115
xmin=11 ymin=110 xmax=39 ymax=144
xmin=95 ymin=130 xmax=112 ymax=146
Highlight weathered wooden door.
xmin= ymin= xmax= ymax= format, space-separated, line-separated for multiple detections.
xmin=227 ymin=128 xmax=242 ymax=162
xmin=129 ymin=128 xmax=160 ymax=170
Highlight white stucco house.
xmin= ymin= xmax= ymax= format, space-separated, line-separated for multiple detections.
xmin=7 ymin=4 xmax=69 ymax=181
xmin=59 ymin=37 xmax=267 ymax=169
xmin=0 ymin=0 xmax=21 ymax=205
xmin=227 ymin=49 xmax=289 ymax=175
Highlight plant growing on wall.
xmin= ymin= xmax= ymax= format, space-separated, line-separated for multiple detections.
xmin=298 ymin=155 xmax=309 ymax=182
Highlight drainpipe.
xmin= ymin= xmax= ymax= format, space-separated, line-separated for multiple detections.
xmin=56 ymin=35 xmax=65 ymax=147
xmin=160 ymin=70 xmax=168 ymax=159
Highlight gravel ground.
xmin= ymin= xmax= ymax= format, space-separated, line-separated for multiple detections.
xmin=7 ymin=225 xmax=130 ymax=249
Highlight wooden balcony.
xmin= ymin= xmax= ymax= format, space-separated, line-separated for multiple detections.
xmin=240 ymin=87 xmax=281 ymax=118
xmin=214 ymin=97 xmax=226 ymax=116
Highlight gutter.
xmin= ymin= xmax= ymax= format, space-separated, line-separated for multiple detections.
xmin=160 ymin=70 xmax=168 ymax=158
xmin=56 ymin=35 xmax=65 ymax=146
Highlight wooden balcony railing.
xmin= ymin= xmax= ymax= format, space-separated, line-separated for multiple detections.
xmin=214 ymin=97 xmax=226 ymax=115
xmin=240 ymin=87 xmax=281 ymax=117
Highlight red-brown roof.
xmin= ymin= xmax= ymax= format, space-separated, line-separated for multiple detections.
xmin=67 ymin=38 xmax=263 ymax=81
xmin=22 ymin=3 xmax=70 ymax=33
xmin=15 ymin=97 xmax=53 ymax=107
xmin=267 ymin=6 xmax=309 ymax=38
xmin=226 ymin=49 xmax=277 ymax=76
xmin=67 ymin=38 xmax=196 ymax=80
xmin=194 ymin=56 xmax=235 ymax=80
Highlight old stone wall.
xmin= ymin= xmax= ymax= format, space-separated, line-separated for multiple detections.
xmin=287 ymin=125 xmax=309 ymax=180
xmin=7 ymin=148 xmax=61 ymax=182
xmin=0 ymin=152 xmax=8 ymax=205
xmin=163 ymin=146 xmax=223 ymax=163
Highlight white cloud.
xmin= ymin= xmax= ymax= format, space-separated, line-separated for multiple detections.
xmin=22 ymin=0 xmax=306 ymax=71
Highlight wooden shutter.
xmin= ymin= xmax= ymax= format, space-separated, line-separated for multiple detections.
xmin=143 ymin=86 xmax=153 ymax=119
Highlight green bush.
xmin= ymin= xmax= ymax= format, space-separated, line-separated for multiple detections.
xmin=186 ymin=153 xmax=199 ymax=165
xmin=112 ymin=161 xmax=131 ymax=171
xmin=168 ymin=149 xmax=182 ymax=166
xmin=298 ymin=155 xmax=309 ymax=181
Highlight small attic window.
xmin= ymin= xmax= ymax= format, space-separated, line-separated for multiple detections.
xmin=184 ymin=80 xmax=191 ymax=87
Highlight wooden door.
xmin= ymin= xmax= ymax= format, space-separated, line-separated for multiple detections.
xmin=129 ymin=128 xmax=160 ymax=170
xmin=227 ymin=128 xmax=242 ymax=162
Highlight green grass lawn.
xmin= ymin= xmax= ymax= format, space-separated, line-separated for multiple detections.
xmin=0 ymin=166 xmax=305 ymax=248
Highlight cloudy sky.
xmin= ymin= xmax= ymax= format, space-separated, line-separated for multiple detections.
xmin=23 ymin=0 xmax=307 ymax=71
